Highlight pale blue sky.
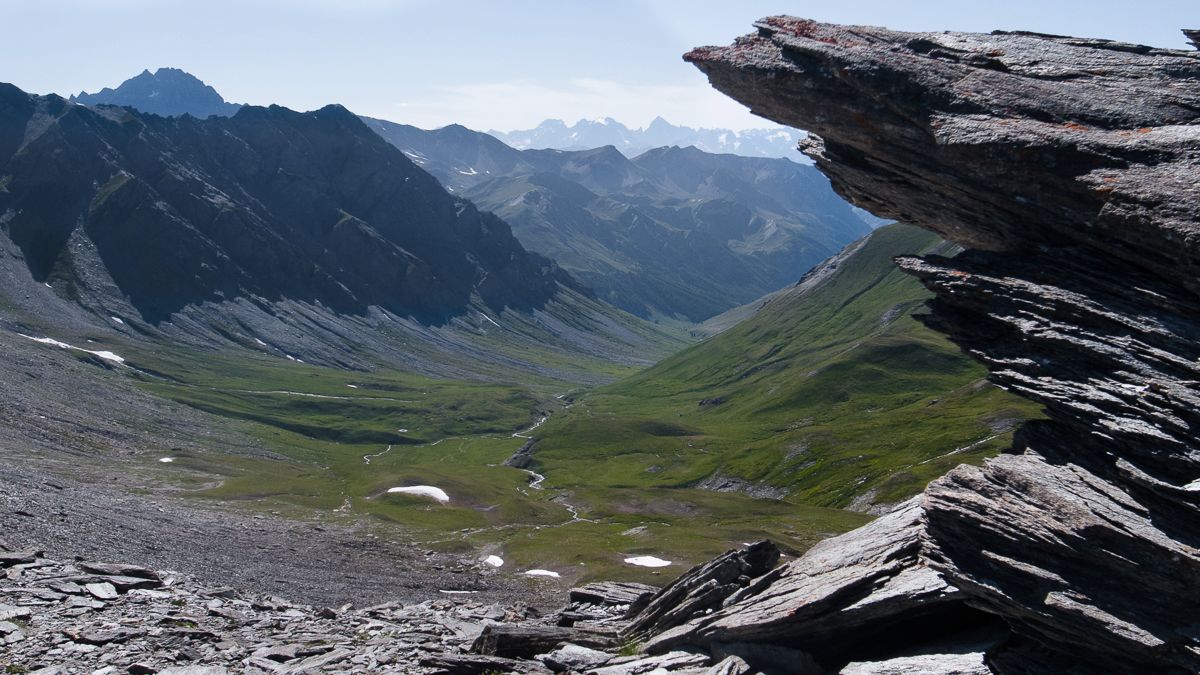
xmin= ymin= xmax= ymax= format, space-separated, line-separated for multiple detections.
xmin=1 ymin=1 xmax=1195 ymax=130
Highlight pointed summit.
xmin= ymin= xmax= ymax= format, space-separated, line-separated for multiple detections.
xmin=72 ymin=68 xmax=241 ymax=118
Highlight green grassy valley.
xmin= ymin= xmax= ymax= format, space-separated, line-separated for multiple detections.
xmin=88 ymin=342 xmax=863 ymax=585
xmin=526 ymin=224 xmax=1041 ymax=510
xmin=69 ymin=224 xmax=1038 ymax=587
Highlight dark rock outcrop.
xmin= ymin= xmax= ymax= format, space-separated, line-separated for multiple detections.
xmin=679 ymin=18 xmax=1200 ymax=673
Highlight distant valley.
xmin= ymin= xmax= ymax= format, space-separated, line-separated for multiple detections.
xmin=1 ymin=68 xmax=1024 ymax=596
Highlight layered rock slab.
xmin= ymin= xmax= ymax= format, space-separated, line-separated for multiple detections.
xmin=685 ymin=17 xmax=1200 ymax=673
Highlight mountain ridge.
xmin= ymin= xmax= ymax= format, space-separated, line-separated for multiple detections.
xmin=0 ymin=82 xmax=683 ymax=379
xmin=488 ymin=116 xmax=806 ymax=160
xmin=366 ymin=114 xmax=871 ymax=322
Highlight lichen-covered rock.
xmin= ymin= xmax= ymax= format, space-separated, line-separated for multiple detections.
xmin=686 ymin=18 xmax=1200 ymax=673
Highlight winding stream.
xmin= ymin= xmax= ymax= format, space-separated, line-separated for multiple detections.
xmin=362 ymin=444 xmax=393 ymax=465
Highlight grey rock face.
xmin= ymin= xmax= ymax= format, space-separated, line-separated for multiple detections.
xmin=685 ymin=16 xmax=1200 ymax=673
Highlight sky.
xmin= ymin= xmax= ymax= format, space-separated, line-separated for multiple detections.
xmin=0 ymin=1 xmax=1195 ymax=131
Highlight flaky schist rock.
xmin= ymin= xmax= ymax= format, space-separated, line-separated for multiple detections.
xmin=678 ymin=17 xmax=1200 ymax=674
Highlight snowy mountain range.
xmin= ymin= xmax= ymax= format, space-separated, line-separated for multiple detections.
xmin=488 ymin=116 xmax=807 ymax=160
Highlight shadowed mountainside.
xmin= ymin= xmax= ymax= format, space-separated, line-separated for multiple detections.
xmin=366 ymin=116 xmax=871 ymax=322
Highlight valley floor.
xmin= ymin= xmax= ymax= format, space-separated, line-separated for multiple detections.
xmin=0 ymin=462 xmax=561 ymax=610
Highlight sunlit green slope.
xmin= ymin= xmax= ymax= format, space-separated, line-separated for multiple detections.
xmin=531 ymin=224 xmax=1041 ymax=510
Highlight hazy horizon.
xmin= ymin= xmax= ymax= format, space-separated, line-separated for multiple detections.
xmin=2 ymin=0 xmax=1196 ymax=131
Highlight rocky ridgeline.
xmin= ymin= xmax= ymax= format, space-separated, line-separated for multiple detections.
xmin=0 ymin=541 xmax=787 ymax=674
xmin=681 ymin=17 xmax=1200 ymax=674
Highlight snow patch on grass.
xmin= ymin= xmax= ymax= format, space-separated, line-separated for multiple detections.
xmin=387 ymin=485 xmax=450 ymax=503
xmin=624 ymin=556 xmax=672 ymax=568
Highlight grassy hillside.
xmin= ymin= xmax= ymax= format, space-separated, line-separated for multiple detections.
xmin=529 ymin=224 xmax=1041 ymax=510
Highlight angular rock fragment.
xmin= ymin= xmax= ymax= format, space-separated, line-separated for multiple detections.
xmin=84 ymin=582 xmax=118 ymax=600
xmin=0 ymin=604 xmax=32 ymax=621
xmin=569 ymin=581 xmax=659 ymax=609
xmin=420 ymin=652 xmax=554 ymax=674
xmin=0 ymin=550 xmax=41 ymax=567
xmin=538 ymin=642 xmax=613 ymax=672
xmin=78 ymin=561 xmax=162 ymax=581
xmin=471 ymin=624 xmax=621 ymax=659
xmin=624 ymin=541 xmax=779 ymax=640
xmin=589 ymin=649 xmax=711 ymax=674
xmin=704 ymin=655 xmax=752 ymax=675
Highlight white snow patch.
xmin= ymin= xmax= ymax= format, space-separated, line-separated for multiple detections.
xmin=110 ymin=316 xmax=124 ymax=325
xmin=387 ymin=485 xmax=449 ymax=503
xmin=624 ymin=556 xmax=672 ymax=568
xmin=159 ymin=457 xmax=175 ymax=463
xmin=254 ymin=338 xmax=267 ymax=346
xmin=484 ymin=555 xmax=504 ymax=568
xmin=438 ymin=590 xmax=478 ymax=595
xmin=43 ymin=282 xmax=52 ymax=289
xmin=19 ymin=334 xmax=125 ymax=364
xmin=524 ymin=569 xmax=560 ymax=578
xmin=457 ymin=167 xmax=478 ymax=176
xmin=398 ymin=428 xmax=409 ymax=433
xmin=479 ymin=313 xmax=501 ymax=328
xmin=285 ymin=354 xmax=296 ymax=361
xmin=346 ymin=384 xmax=358 ymax=388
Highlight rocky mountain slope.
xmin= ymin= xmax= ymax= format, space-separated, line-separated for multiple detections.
xmin=0 ymin=82 xmax=682 ymax=379
xmin=660 ymin=17 xmax=1200 ymax=673
xmin=71 ymin=68 xmax=241 ymax=118
xmin=53 ymin=69 xmax=873 ymax=325
xmin=367 ymin=116 xmax=870 ymax=322
xmin=489 ymin=116 xmax=805 ymax=160
xmin=2 ymin=84 xmax=573 ymax=323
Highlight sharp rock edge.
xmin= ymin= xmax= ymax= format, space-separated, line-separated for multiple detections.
xmin=675 ymin=17 xmax=1200 ymax=674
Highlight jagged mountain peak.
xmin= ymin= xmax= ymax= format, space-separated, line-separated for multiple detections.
xmin=71 ymin=67 xmax=242 ymax=119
